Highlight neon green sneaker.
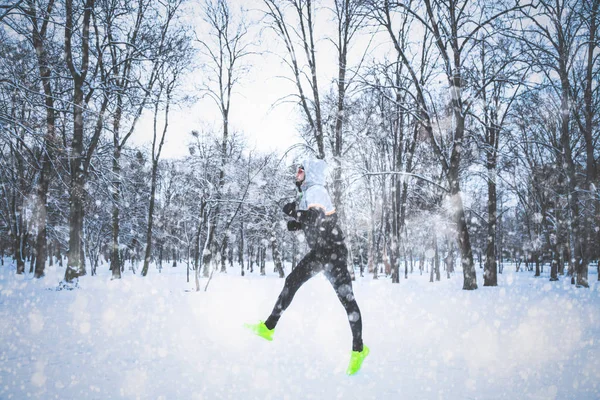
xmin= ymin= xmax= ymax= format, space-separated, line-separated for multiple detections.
xmin=244 ymin=321 xmax=274 ymax=341
xmin=346 ymin=345 xmax=370 ymax=375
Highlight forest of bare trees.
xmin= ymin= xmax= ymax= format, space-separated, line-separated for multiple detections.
xmin=0 ymin=0 xmax=598 ymax=290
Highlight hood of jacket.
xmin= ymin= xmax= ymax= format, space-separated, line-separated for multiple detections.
xmin=300 ymin=158 xmax=327 ymax=191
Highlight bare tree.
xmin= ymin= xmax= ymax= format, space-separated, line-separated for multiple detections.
xmin=263 ymin=0 xmax=326 ymax=158
xmin=472 ymin=34 xmax=529 ymax=286
xmin=520 ymin=0 xmax=589 ymax=287
xmin=361 ymin=7 xmax=433 ymax=283
xmin=262 ymin=1 xmax=368 ymax=209
xmin=101 ymin=0 xmax=183 ymax=279
xmin=22 ymin=0 xmax=58 ymax=278
xmin=141 ymin=30 xmax=192 ymax=276
xmin=0 ymin=60 xmax=38 ymax=274
xmin=328 ymin=0 xmax=368 ymax=211
xmin=63 ymin=0 xmax=98 ymax=282
xmin=196 ymin=0 xmax=253 ymax=275
xmin=572 ymin=0 xmax=600 ymax=278
xmin=368 ymin=0 xmax=527 ymax=289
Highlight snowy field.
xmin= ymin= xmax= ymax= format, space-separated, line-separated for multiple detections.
xmin=0 ymin=259 xmax=599 ymax=400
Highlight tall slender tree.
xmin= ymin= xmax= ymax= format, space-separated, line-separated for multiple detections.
xmin=196 ymin=0 xmax=253 ymax=275
xmin=63 ymin=0 xmax=95 ymax=282
xmin=141 ymin=28 xmax=192 ymax=276
xmin=23 ymin=0 xmax=58 ymax=278
xmin=103 ymin=0 xmax=182 ymax=279
xmin=263 ymin=0 xmax=326 ymax=158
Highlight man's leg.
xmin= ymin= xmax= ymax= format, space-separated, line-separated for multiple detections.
xmin=324 ymin=246 xmax=363 ymax=352
xmin=264 ymin=250 xmax=321 ymax=330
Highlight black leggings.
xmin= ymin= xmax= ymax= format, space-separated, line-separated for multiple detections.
xmin=264 ymin=245 xmax=363 ymax=352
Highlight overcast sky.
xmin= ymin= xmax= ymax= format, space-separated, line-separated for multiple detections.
xmin=130 ymin=0 xmax=310 ymax=159
xmin=132 ymin=71 xmax=302 ymax=159
xmin=129 ymin=0 xmax=379 ymax=160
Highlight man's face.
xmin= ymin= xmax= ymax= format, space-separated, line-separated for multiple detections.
xmin=296 ymin=167 xmax=305 ymax=183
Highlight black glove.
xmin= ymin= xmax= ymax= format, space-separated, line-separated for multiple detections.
xmin=282 ymin=201 xmax=296 ymax=217
xmin=287 ymin=220 xmax=302 ymax=231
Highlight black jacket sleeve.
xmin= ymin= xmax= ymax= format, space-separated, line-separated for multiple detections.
xmin=287 ymin=220 xmax=302 ymax=231
xmin=296 ymin=208 xmax=322 ymax=227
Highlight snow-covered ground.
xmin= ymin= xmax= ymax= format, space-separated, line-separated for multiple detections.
xmin=0 ymin=259 xmax=599 ymax=400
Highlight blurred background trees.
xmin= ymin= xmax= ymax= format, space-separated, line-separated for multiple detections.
xmin=0 ymin=0 xmax=598 ymax=289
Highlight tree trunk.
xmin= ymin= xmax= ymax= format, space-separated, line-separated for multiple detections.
xmin=550 ymin=241 xmax=560 ymax=281
xmin=390 ymin=188 xmax=400 ymax=284
xmin=259 ymin=244 xmax=266 ymax=276
xmin=33 ymin=165 xmax=49 ymax=279
xmin=448 ymin=113 xmax=477 ymax=289
xmin=558 ymin=246 xmax=565 ymax=275
xmin=452 ymin=188 xmax=477 ymax=289
xmin=220 ymin=234 xmax=228 ymax=272
xmin=110 ymin=85 xmax=126 ymax=279
xmin=271 ymin=237 xmax=285 ymax=278
xmin=56 ymin=245 xmax=63 ymax=267
xmin=484 ymin=156 xmax=498 ymax=286
xmin=446 ymin=240 xmax=455 ymax=279
xmin=202 ymin=211 xmax=215 ymax=278
xmin=367 ymin=230 xmax=375 ymax=275
xmin=14 ymin=210 xmax=25 ymax=275
xmin=194 ymin=200 xmax=206 ymax=273
xmin=560 ymin=83 xmax=587 ymax=287
xmin=429 ymin=256 xmax=434 ymax=283
xmin=141 ymin=162 xmax=159 ymax=276
xmin=239 ymin=211 xmax=244 ymax=276
xmin=390 ymin=63 xmax=407 ymax=285
xmin=65 ymin=153 xmax=86 ymax=281
xmin=28 ymin=0 xmax=57 ymax=280
xmin=555 ymin=18 xmax=588 ymax=287
xmin=29 ymin=244 xmax=36 ymax=274
xmin=141 ymin=73 xmax=175 ymax=276
xmin=581 ymin=0 xmax=599 ymax=278
xmin=64 ymin=0 xmax=93 ymax=283
xmin=399 ymin=124 xmax=419 ymax=281
xmin=111 ymin=142 xmax=122 ymax=279
xmin=434 ymin=235 xmax=440 ymax=282
xmin=247 ymin=246 xmax=253 ymax=273
xmin=430 ymin=233 xmax=438 ymax=282
xmin=197 ymin=210 xmax=212 ymax=292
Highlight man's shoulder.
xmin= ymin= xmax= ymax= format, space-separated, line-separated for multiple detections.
xmin=304 ymin=185 xmax=334 ymax=214
xmin=304 ymin=184 xmax=329 ymax=198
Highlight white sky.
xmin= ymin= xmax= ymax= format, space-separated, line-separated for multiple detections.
xmin=130 ymin=0 xmax=308 ymax=159
xmin=129 ymin=0 xmax=379 ymax=160
xmin=131 ymin=55 xmax=303 ymax=159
